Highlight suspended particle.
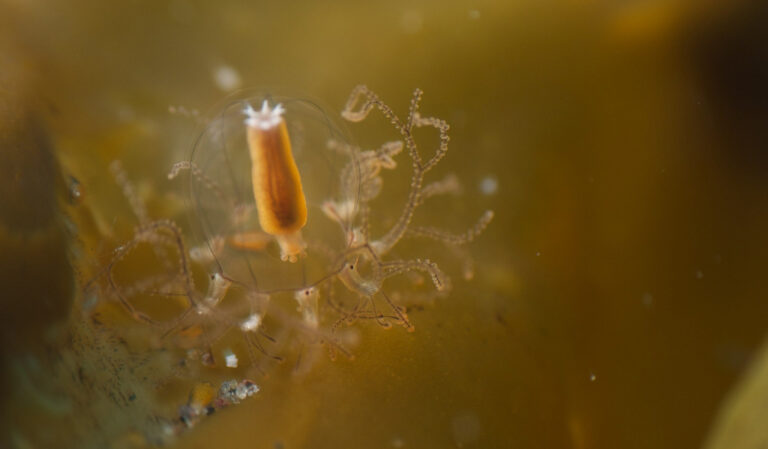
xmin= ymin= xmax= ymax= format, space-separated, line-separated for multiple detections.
xmin=224 ymin=349 xmax=238 ymax=368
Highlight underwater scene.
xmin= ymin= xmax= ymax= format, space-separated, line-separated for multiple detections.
xmin=2 ymin=0 xmax=768 ymax=448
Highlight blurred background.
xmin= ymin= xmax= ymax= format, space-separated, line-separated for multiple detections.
xmin=1 ymin=0 xmax=768 ymax=448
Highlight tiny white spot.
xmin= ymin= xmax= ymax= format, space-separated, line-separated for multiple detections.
xmin=589 ymin=373 xmax=597 ymax=382
xmin=696 ymin=270 xmax=704 ymax=280
xmin=468 ymin=9 xmax=480 ymax=20
xmin=68 ymin=176 xmax=82 ymax=202
xmin=224 ymin=351 xmax=238 ymax=368
xmin=240 ymin=313 xmax=262 ymax=332
xmin=168 ymin=104 xmax=199 ymax=118
xmin=212 ymin=65 xmax=242 ymax=92
xmin=479 ymin=175 xmax=498 ymax=195
xmin=400 ymin=10 xmax=423 ymax=34
xmin=391 ymin=436 xmax=405 ymax=448
xmin=236 ymin=380 xmax=259 ymax=400
xmin=535 ymin=251 xmax=541 ymax=257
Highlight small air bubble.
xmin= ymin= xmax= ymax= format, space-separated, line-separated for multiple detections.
xmin=212 ymin=65 xmax=242 ymax=92
xmin=479 ymin=175 xmax=498 ymax=195
xmin=695 ymin=270 xmax=704 ymax=280
xmin=468 ymin=9 xmax=480 ymax=20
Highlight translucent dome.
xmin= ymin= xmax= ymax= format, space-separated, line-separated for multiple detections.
xmin=184 ymin=92 xmax=356 ymax=294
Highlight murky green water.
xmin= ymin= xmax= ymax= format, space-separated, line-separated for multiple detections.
xmin=3 ymin=1 xmax=768 ymax=448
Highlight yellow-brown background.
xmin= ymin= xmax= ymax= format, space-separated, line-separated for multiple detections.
xmin=2 ymin=0 xmax=768 ymax=448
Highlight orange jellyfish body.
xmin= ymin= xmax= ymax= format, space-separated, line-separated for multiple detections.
xmin=244 ymin=101 xmax=307 ymax=261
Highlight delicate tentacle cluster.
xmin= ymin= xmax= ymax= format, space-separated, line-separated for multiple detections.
xmin=322 ymin=86 xmax=494 ymax=331
xmin=88 ymin=86 xmax=492 ymax=376
xmin=86 ymin=164 xmax=283 ymax=375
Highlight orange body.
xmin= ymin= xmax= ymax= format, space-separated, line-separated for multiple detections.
xmin=246 ymin=118 xmax=307 ymax=236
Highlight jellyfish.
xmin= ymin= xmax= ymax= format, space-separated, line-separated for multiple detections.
xmin=93 ymin=86 xmax=492 ymax=375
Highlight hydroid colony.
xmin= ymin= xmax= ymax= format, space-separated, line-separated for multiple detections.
xmin=86 ymin=85 xmax=492 ymax=436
